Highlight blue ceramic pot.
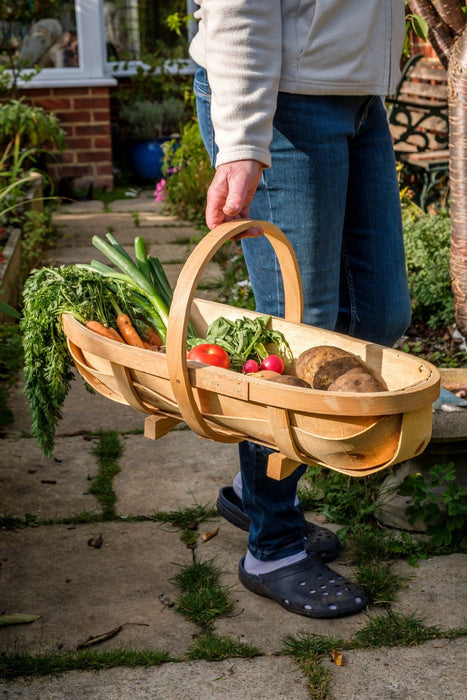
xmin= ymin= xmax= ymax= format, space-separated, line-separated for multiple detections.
xmin=128 ymin=139 xmax=167 ymax=181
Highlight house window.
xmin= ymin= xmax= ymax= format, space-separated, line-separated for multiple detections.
xmin=1 ymin=0 xmax=196 ymax=89
xmin=0 ymin=1 xmax=79 ymax=69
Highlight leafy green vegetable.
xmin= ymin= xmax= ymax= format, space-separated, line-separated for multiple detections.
xmin=21 ymin=266 xmax=145 ymax=457
xmin=187 ymin=315 xmax=293 ymax=371
xmin=80 ymin=233 xmax=170 ymax=342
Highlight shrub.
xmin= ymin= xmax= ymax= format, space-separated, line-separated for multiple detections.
xmin=402 ymin=211 xmax=454 ymax=328
xmin=161 ymin=119 xmax=213 ymax=229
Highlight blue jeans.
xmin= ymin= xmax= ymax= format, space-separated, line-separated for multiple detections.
xmin=194 ymin=66 xmax=411 ymax=560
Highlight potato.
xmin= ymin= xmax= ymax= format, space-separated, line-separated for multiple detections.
xmin=269 ymin=375 xmax=311 ymax=388
xmin=327 ymin=366 xmax=387 ymax=392
xmin=295 ymin=345 xmax=386 ymax=392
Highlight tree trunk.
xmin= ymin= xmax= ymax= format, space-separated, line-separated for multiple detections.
xmin=407 ymin=0 xmax=467 ymax=337
xmin=448 ymin=28 xmax=467 ymax=336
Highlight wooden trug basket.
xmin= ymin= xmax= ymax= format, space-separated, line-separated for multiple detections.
xmin=62 ymin=220 xmax=440 ymax=480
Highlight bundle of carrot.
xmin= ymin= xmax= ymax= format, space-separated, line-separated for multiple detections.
xmin=78 ymin=233 xmax=176 ymax=348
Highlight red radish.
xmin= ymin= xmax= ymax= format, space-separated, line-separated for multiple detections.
xmin=260 ymin=355 xmax=284 ymax=374
xmin=242 ymin=359 xmax=260 ymax=374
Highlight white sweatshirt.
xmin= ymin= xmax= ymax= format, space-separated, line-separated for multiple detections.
xmin=189 ymin=0 xmax=406 ymax=167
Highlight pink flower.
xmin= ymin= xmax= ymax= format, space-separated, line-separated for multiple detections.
xmin=154 ymin=179 xmax=167 ymax=202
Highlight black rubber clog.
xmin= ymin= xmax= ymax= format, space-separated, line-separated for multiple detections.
xmin=238 ymin=553 xmax=368 ymax=618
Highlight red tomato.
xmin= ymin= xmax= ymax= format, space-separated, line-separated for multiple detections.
xmin=187 ymin=343 xmax=230 ymax=369
xmin=260 ymin=354 xmax=284 ymax=374
xmin=242 ymin=359 xmax=260 ymax=374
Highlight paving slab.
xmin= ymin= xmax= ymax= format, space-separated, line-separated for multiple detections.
xmin=0 ymin=436 xmax=100 ymax=520
xmin=0 ymin=657 xmax=311 ymax=700
xmin=55 ymin=200 xmax=106 ymax=214
xmin=321 ymin=636 xmax=467 ymax=700
xmin=0 ymin=522 xmax=198 ymax=658
xmin=52 ymin=216 xmax=195 ymax=247
xmin=107 ymin=198 xmax=164 ymax=214
xmin=392 ymin=554 xmax=467 ymax=630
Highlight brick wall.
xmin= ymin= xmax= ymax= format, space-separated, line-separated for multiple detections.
xmin=20 ymin=85 xmax=114 ymax=192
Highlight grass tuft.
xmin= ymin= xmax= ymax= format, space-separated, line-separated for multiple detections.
xmin=351 ymin=612 xmax=452 ymax=649
xmin=154 ymin=503 xmax=218 ymax=530
xmin=88 ymin=431 xmax=123 ymax=519
xmin=0 ymin=647 xmax=171 ymax=681
xmin=187 ymin=630 xmax=259 ymax=661
xmin=173 ymin=558 xmax=233 ymax=626
xmin=282 ymin=633 xmax=344 ymax=700
xmin=356 ymin=561 xmax=410 ymax=606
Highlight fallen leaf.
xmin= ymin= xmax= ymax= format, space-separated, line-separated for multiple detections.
xmin=87 ymin=533 xmax=103 ymax=548
xmin=0 ymin=613 xmax=41 ymax=627
xmin=77 ymin=622 xmax=149 ymax=649
xmin=201 ymin=527 xmax=219 ymax=543
xmin=432 ymin=640 xmax=450 ymax=648
xmin=159 ymin=593 xmax=175 ymax=608
xmin=331 ymin=649 xmax=344 ymax=666
xmin=314 ymin=515 xmax=328 ymax=525
xmin=77 ymin=625 xmax=124 ymax=648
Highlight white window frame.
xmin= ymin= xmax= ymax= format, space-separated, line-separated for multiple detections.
xmin=21 ymin=0 xmax=115 ymax=89
xmin=20 ymin=0 xmax=197 ymax=90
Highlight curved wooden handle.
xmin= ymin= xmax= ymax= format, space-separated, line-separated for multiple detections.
xmin=166 ymin=220 xmax=303 ymax=441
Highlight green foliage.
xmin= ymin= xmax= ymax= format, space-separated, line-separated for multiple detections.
xmin=397 ymin=463 xmax=467 ymax=550
xmin=0 ymin=100 xmax=65 ymax=225
xmin=0 ymin=646 xmax=170 ymax=681
xmin=298 ymin=466 xmax=387 ymax=532
xmin=154 ymin=503 xmax=217 ymax=530
xmin=0 ymin=322 xmax=22 ymax=430
xmin=187 ymin=630 xmax=258 ymax=661
xmin=356 ymin=562 xmax=409 ymax=606
xmin=351 ymin=612 xmax=448 ymax=649
xmin=161 ymin=119 xmax=214 ymax=227
xmin=0 ymin=99 xmax=65 ymax=151
xmin=345 ymin=526 xmax=432 ymax=567
xmin=173 ymin=558 xmax=234 ymax=626
xmin=120 ymin=97 xmax=187 ymax=140
xmin=402 ymin=211 xmax=454 ymax=328
xmin=21 ymin=266 xmax=143 ymax=456
xmin=0 ymin=281 xmax=20 ymax=320
xmin=88 ymin=431 xmax=123 ymax=520
xmin=283 ymin=633 xmax=342 ymax=700
xmin=19 ymin=209 xmax=60 ymax=284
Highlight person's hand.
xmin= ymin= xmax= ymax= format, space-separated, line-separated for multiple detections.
xmin=206 ymin=160 xmax=264 ymax=238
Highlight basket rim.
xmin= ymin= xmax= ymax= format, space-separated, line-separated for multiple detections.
xmin=62 ymin=312 xmax=441 ymax=417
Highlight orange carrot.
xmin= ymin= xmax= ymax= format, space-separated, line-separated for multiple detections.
xmin=85 ymin=320 xmax=124 ymax=343
xmin=116 ymin=313 xmax=146 ymax=348
xmin=142 ymin=340 xmax=157 ymax=351
xmin=145 ymin=325 xmax=163 ymax=348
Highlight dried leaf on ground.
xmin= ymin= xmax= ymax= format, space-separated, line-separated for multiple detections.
xmin=331 ymin=649 xmax=344 ymax=666
xmin=87 ymin=533 xmax=103 ymax=548
xmin=77 ymin=622 xmax=149 ymax=649
xmin=201 ymin=526 xmax=219 ymax=542
xmin=0 ymin=613 xmax=41 ymax=627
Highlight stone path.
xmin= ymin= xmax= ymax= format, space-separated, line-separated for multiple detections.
xmin=1 ymin=191 xmax=465 ymax=699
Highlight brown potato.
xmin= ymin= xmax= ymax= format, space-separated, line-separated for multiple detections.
xmin=295 ymin=345 xmax=386 ymax=392
xmin=296 ymin=345 xmax=363 ymax=389
xmin=327 ymin=367 xmax=387 ymax=392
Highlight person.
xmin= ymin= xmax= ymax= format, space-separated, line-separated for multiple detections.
xmin=189 ymin=0 xmax=412 ymax=619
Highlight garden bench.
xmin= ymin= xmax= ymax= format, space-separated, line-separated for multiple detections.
xmin=386 ymin=54 xmax=449 ymax=211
